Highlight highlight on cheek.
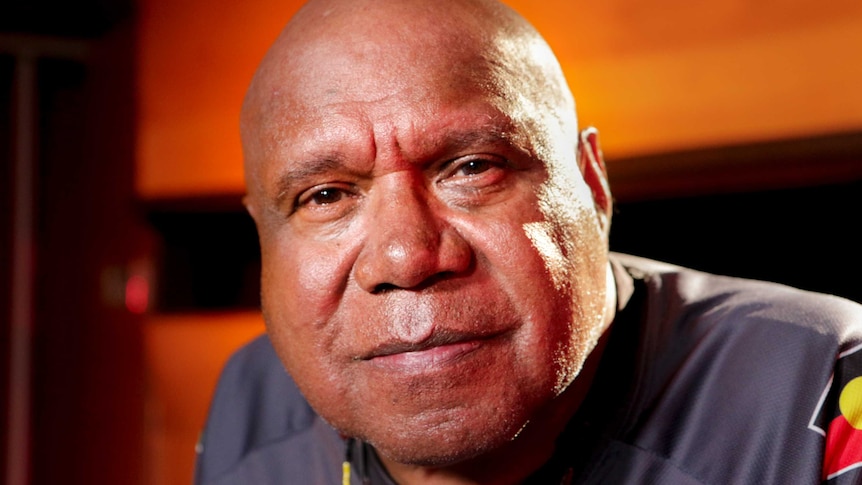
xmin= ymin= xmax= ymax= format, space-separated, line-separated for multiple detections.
xmin=524 ymin=177 xmax=610 ymax=375
xmin=551 ymin=325 xmax=587 ymax=394
xmin=523 ymin=221 xmax=570 ymax=291
xmin=521 ymin=175 xmax=594 ymax=292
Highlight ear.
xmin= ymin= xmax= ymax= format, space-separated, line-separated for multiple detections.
xmin=578 ymin=127 xmax=613 ymax=233
xmin=243 ymin=194 xmax=260 ymax=223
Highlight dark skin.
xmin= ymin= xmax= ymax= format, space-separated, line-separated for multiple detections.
xmin=241 ymin=0 xmax=616 ymax=483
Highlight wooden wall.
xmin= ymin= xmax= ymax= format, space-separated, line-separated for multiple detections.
xmin=137 ymin=0 xmax=862 ymax=199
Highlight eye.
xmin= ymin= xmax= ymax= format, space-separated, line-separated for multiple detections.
xmin=442 ymin=154 xmax=508 ymax=185
xmin=306 ymin=187 xmax=345 ymax=205
xmin=436 ymin=155 xmax=511 ymax=208
xmin=294 ymin=184 xmax=359 ymax=220
xmin=456 ymin=159 xmax=493 ymax=177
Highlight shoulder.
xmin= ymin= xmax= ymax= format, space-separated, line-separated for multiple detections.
xmin=605 ymin=253 xmax=862 ymax=483
xmin=194 ymin=335 xmax=332 ymax=484
xmin=611 ymin=252 xmax=862 ymax=347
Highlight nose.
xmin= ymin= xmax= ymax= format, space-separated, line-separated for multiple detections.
xmin=353 ymin=176 xmax=473 ymax=293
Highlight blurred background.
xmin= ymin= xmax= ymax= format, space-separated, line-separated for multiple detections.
xmin=2 ymin=0 xmax=861 ymax=483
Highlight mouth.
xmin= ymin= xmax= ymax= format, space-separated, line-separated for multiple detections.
xmin=357 ymin=330 xmax=505 ymax=373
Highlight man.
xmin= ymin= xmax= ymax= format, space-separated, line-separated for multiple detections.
xmin=194 ymin=0 xmax=862 ymax=483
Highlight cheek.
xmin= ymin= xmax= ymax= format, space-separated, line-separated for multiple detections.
xmin=451 ymin=206 xmax=571 ymax=336
xmin=534 ymin=205 xmax=609 ymax=388
xmin=457 ymin=189 xmax=607 ymax=386
xmin=258 ymin=230 xmax=358 ymax=378
xmin=261 ymin=230 xmax=352 ymax=318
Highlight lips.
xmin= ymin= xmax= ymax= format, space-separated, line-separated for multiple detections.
xmin=357 ymin=329 xmax=506 ymax=373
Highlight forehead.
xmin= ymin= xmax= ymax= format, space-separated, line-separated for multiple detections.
xmin=264 ymin=31 xmax=499 ymax=115
xmin=250 ymin=39 xmax=526 ymax=160
xmin=279 ymin=91 xmax=518 ymax=154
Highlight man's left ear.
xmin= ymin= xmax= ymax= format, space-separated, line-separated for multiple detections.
xmin=578 ymin=127 xmax=612 ymax=234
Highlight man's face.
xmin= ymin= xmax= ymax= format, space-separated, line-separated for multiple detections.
xmin=244 ymin=33 xmax=610 ymax=466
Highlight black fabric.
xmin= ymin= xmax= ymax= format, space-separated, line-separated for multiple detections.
xmin=194 ymin=253 xmax=862 ymax=484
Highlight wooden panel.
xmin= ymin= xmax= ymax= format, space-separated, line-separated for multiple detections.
xmin=143 ymin=312 xmax=265 ymax=485
xmin=136 ymin=0 xmax=305 ymax=198
xmin=550 ymin=0 xmax=862 ymax=157
xmin=136 ymin=0 xmax=862 ymax=193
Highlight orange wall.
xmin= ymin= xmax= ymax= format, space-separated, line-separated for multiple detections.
xmin=136 ymin=0 xmax=305 ymax=198
xmin=136 ymin=0 xmax=862 ymax=199
xmin=519 ymin=0 xmax=862 ymax=156
xmin=143 ymin=312 xmax=265 ymax=485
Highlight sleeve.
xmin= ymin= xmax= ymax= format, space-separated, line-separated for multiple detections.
xmin=811 ymin=343 xmax=862 ymax=484
xmin=193 ymin=334 xmax=316 ymax=484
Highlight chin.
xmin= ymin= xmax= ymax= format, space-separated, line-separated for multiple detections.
xmin=372 ymin=434 xmax=503 ymax=468
xmin=360 ymin=407 xmax=528 ymax=468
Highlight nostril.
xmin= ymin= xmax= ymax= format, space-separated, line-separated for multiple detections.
xmin=371 ymin=283 xmax=399 ymax=295
xmin=369 ymin=272 xmax=462 ymax=294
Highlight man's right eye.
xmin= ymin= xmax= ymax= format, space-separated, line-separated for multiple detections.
xmin=305 ymin=188 xmax=344 ymax=205
xmin=291 ymin=184 xmax=360 ymax=221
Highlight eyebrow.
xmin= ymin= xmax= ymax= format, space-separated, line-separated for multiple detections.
xmin=274 ymin=156 xmax=347 ymax=204
xmin=421 ymin=116 xmax=526 ymax=162
xmin=439 ymin=128 xmax=514 ymax=153
xmin=271 ymin=122 xmax=523 ymax=203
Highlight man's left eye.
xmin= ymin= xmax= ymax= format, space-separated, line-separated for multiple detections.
xmin=446 ymin=154 xmax=508 ymax=180
xmin=457 ymin=159 xmax=493 ymax=176
xmin=437 ymin=155 xmax=510 ymax=202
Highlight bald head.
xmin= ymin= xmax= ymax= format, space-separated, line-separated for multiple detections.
xmin=240 ymin=1 xmax=615 ymax=478
xmin=241 ymin=0 xmax=578 ymax=197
